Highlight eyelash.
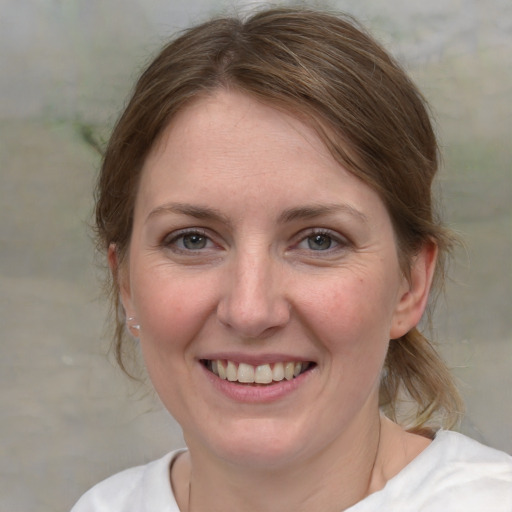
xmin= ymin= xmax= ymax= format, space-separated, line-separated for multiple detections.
xmin=160 ymin=228 xmax=350 ymax=255
xmin=161 ymin=229 xmax=216 ymax=253
xmin=294 ymin=229 xmax=349 ymax=253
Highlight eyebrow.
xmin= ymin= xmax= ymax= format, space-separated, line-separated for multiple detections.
xmin=146 ymin=202 xmax=233 ymax=227
xmin=146 ymin=202 xmax=368 ymax=226
xmin=278 ymin=204 xmax=368 ymax=224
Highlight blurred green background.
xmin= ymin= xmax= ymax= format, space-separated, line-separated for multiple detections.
xmin=1 ymin=1 xmax=510 ymax=510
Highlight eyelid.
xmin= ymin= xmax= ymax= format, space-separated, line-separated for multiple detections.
xmin=159 ymin=226 xmax=351 ymax=254
xmin=161 ymin=227 xmax=219 ymax=252
xmin=293 ymin=228 xmax=351 ymax=252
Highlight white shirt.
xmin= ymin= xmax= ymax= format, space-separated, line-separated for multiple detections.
xmin=71 ymin=431 xmax=512 ymax=511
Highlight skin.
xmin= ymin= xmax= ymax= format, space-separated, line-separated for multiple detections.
xmin=112 ymin=90 xmax=436 ymax=511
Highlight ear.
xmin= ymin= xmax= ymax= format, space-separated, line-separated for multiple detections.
xmin=108 ymin=243 xmax=135 ymax=320
xmin=389 ymin=241 xmax=438 ymax=340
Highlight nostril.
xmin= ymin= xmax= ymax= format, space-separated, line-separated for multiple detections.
xmin=216 ymin=303 xmax=290 ymax=339
xmin=216 ymin=258 xmax=291 ymax=338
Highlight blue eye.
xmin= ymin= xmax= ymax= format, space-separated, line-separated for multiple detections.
xmin=181 ymin=233 xmax=208 ymax=250
xmin=307 ymin=233 xmax=335 ymax=251
xmin=164 ymin=230 xmax=214 ymax=251
xmin=296 ymin=231 xmax=342 ymax=252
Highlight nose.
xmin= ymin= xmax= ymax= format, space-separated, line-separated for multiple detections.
xmin=216 ymin=248 xmax=291 ymax=339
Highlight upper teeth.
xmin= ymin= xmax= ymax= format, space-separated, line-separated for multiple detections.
xmin=207 ymin=360 xmax=308 ymax=384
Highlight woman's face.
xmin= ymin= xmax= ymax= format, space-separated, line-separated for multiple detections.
xmin=118 ymin=90 xmax=426 ymax=467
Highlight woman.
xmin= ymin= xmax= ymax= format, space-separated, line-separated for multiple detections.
xmin=72 ymin=7 xmax=512 ymax=511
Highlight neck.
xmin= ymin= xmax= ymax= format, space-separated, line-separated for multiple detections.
xmin=178 ymin=411 xmax=385 ymax=512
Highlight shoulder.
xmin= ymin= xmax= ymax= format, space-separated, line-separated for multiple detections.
xmin=412 ymin=431 xmax=512 ymax=510
xmin=70 ymin=449 xmax=184 ymax=512
xmin=430 ymin=430 xmax=512 ymax=478
xmin=351 ymin=431 xmax=512 ymax=512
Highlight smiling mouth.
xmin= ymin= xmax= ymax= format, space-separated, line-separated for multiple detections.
xmin=202 ymin=360 xmax=314 ymax=385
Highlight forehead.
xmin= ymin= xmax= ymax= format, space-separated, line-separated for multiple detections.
xmin=136 ymin=89 xmax=388 ymax=225
xmin=146 ymin=89 xmax=332 ymax=169
xmin=142 ymin=91 xmax=337 ymax=187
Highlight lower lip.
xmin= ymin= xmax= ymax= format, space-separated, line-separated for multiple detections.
xmin=200 ymin=363 xmax=312 ymax=403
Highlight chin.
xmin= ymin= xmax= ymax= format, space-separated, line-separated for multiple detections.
xmin=188 ymin=417 xmax=314 ymax=470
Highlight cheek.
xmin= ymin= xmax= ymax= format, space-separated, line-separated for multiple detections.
xmin=131 ymin=267 xmax=216 ymax=356
xmin=301 ymin=273 xmax=396 ymax=374
xmin=130 ymin=270 xmax=216 ymax=411
xmin=304 ymin=274 xmax=394 ymax=337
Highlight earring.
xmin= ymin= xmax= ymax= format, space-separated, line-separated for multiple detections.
xmin=126 ymin=316 xmax=141 ymax=335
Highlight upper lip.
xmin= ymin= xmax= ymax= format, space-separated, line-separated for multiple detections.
xmin=198 ymin=352 xmax=315 ymax=366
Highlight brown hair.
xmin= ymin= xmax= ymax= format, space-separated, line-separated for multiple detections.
xmin=95 ymin=7 xmax=463 ymax=430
